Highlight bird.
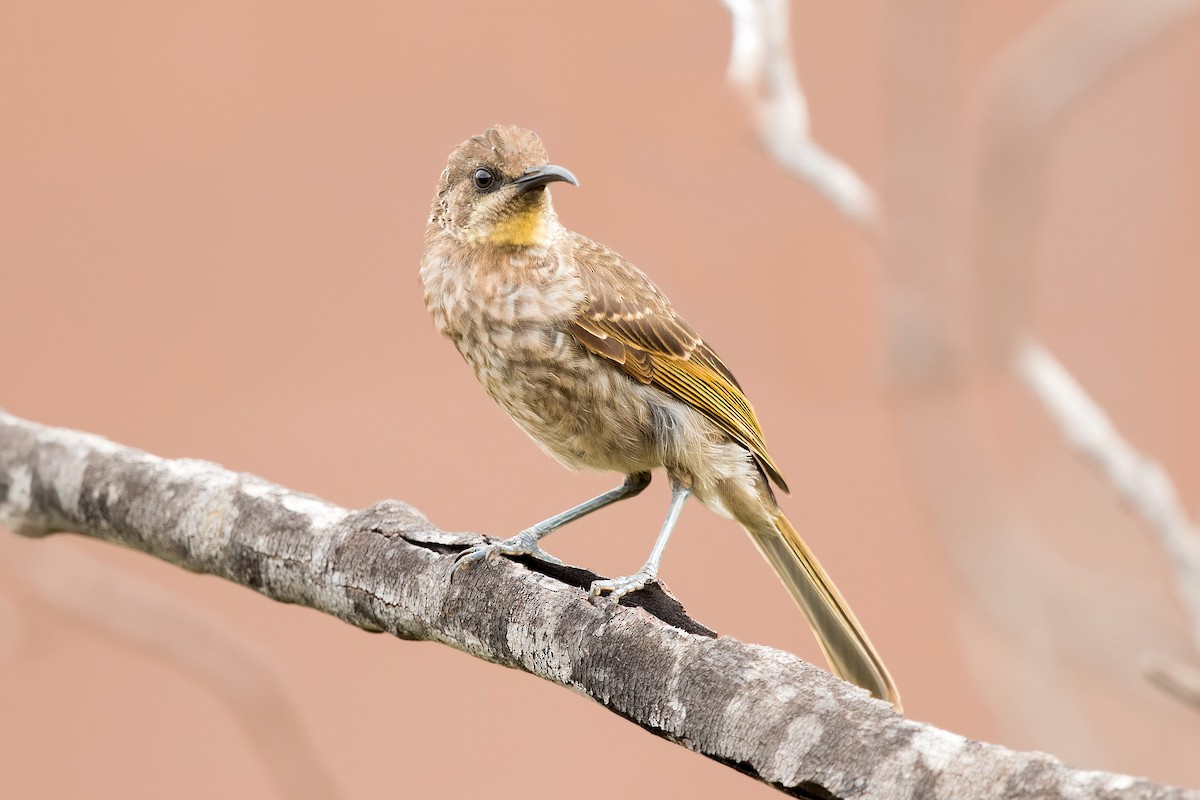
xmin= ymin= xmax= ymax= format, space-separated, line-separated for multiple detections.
xmin=419 ymin=125 xmax=900 ymax=709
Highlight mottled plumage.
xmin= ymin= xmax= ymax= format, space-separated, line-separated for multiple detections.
xmin=420 ymin=126 xmax=900 ymax=709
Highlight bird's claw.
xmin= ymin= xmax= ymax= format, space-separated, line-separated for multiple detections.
xmin=450 ymin=530 xmax=562 ymax=581
xmin=589 ymin=566 xmax=657 ymax=602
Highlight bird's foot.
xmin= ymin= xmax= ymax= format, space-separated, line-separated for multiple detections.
xmin=590 ymin=564 xmax=657 ymax=602
xmin=451 ymin=529 xmax=562 ymax=578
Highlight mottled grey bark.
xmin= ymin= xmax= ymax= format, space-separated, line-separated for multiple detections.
xmin=0 ymin=410 xmax=1193 ymax=800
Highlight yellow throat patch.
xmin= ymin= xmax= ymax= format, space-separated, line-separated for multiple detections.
xmin=486 ymin=208 xmax=548 ymax=247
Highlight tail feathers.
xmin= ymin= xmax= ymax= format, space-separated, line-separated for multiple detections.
xmin=746 ymin=511 xmax=902 ymax=711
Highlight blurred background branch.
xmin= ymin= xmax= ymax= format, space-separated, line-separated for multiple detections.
xmin=720 ymin=0 xmax=1200 ymax=751
xmin=1017 ymin=342 xmax=1200 ymax=651
xmin=1145 ymin=654 xmax=1200 ymax=713
xmin=722 ymin=0 xmax=878 ymax=229
xmin=0 ymin=538 xmax=339 ymax=800
xmin=971 ymin=0 xmax=1200 ymax=364
xmin=973 ymin=0 xmax=1200 ymax=710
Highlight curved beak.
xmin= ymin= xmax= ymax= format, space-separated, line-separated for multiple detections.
xmin=512 ymin=164 xmax=579 ymax=193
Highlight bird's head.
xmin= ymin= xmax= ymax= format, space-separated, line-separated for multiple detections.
xmin=429 ymin=126 xmax=578 ymax=248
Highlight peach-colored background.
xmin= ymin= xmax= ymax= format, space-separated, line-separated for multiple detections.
xmin=2 ymin=2 xmax=1199 ymax=798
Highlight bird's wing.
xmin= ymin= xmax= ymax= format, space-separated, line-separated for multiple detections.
xmin=565 ymin=236 xmax=789 ymax=493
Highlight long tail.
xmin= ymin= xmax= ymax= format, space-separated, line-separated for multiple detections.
xmin=744 ymin=510 xmax=902 ymax=710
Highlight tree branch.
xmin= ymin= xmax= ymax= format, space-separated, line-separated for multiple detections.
xmin=721 ymin=0 xmax=877 ymax=229
xmin=972 ymin=0 xmax=1200 ymax=674
xmin=718 ymin=0 xmax=1200 ymax=718
xmin=4 ymin=539 xmax=339 ymax=800
xmin=1 ymin=410 xmax=1195 ymax=798
xmin=1016 ymin=342 xmax=1200 ymax=652
xmin=970 ymin=0 xmax=1200 ymax=364
xmin=1144 ymin=654 xmax=1200 ymax=713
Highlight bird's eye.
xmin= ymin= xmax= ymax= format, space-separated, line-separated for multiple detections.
xmin=472 ymin=168 xmax=495 ymax=191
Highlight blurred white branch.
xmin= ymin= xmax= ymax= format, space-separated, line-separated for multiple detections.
xmin=0 ymin=593 xmax=20 ymax=661
xmin=971 ymin=0 xmax=1200 ymax=362
xmin=1145 ymin=654 xmax=1200 ymax=712
xmin=721 ymin=0 xmax=877 ymax=228
xmin=721 ymin=0 xmax=1200 ymax=634
xmin=873 ymin=0 xmax=1111 ymax=754
xmin=6 ymin=540 xmax=340 ymax=800
xmin=976 ymin=0 xmax=1200 ymax=668
xmin=1017 ymin=341 xmax=1200 ymax=650
xmin=721 ymin=0 xmax=1200 ymax=727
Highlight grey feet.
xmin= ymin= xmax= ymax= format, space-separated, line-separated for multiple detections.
xmin=452 ymin=526 xmax=663 ymax=606
xmin=452 ymin=529 xmax=562 ymax=576
xmin=589 ymin=564 xmax=657 ymax=601
xmin=452 ymin=532 xmax=659 ymax=604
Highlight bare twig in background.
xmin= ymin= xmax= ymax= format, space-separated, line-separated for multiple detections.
xmin=0 ymin=593 xmax=20 ymax=662
xmin=722 ymin=0 xmax=877 ymax=228
xmin=2 ymin=539 xmax=339 ymax=800
xmin=973 ymin=0 xmax=1200 ymax=669
xmin=874 ymin=0 xmax=1110 ymax=755
xmin=974 ymin=0 xmax=1200 ymax=711
xmin=1144 ymin=654 xmax=1200 ymax=713
xmin=719 ymin=0 xmax=1200 ymax=724
xmin=970 ymin=0 xmax=1200 ymax=364
xmin=1017 ymin=342 xmax=1200 ymax=651
xmin=3 ymin=411 xmax=1196 ymax=799
xmin=719 ymin=0 xmax=1104 ymax=746
xmin=720 ymin=0 xmax=1200 ymax=753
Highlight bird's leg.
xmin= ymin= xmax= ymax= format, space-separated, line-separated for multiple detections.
xmin=454 ymin=472 xmax=651 ymax=570
xmin=590 ymin=476 xmax=691 ymax=601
